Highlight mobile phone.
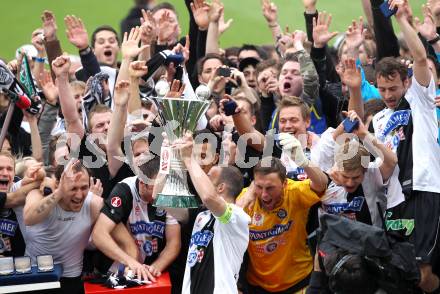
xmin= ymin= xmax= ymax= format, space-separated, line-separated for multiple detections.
xmin=343 ymin=118 xmax=360 ymax=133
xmin=407 ymin=67 xmax=413 ymax=78
xmin=217 ymin=67 xmax=232 ymax=78
xmin=380 ymin=1 xmax=397 ymax=18
xmin=224 ymin=100 xmax=238 ymax=116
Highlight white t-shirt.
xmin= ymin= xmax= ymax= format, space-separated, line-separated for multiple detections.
xmin=182 ymin=205 xmax=250 ymax=294
xmin=373 ymin=76 xmax=440 ymax=193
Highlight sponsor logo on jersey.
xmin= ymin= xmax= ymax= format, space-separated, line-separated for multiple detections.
xmin=249 ymin=221 xmax=293 ymax=241
xmin=129 ymin=220 xmax=165 ymax=238
xmin=385 ymin=212 xmax=414 ymax=236
xmin=322 ymin=196 xmax=365 ymax=215
xmin=190 ymin=230 xmax=214 ymax=247
xmin=0 ymin=219 xmax=18 ymax=237
xmin=111 ymin=196 xmax=122 ymax=208
xmin=379 ymin=110 xmax=411 ymax=140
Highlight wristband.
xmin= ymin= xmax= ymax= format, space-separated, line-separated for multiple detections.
xmin=34 ymin=57 xmax=46 ymax=63
xmin=79 ymin=46 xmax=92 ymax=56
xmin=218 ymin=203 xmax=233 ymax=224
xmin=428 ymin=34 xmax=440 ymax=45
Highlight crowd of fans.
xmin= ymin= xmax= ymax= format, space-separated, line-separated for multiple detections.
xmin=1 ymin=0 xmax=440 ymax=293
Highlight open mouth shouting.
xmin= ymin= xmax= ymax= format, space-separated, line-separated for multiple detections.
xmin=0 ymin=178 xmax=10 ymax=191
xmin=104 ymin=49 xmax=113 ymax=57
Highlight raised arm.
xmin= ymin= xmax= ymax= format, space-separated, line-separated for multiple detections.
xmin=341 ymin=58 xmax=364 ymax=120
xmin=138 ymin=9 xmax=156 ymax=62
xmin=223 ymin=96 xmax=266 ymax=153
xmin=4 ymin=164 xmax=45 ymax=208
xmin=261 ymin=0 xmax=283 ymax=47
xmin=23 ymin=110 xmax=43 ymax=162
xmin=65 ymin=15 xmax=101 ymax=79
xmin=205 ymin=0 xmax=222 ymax=54
xmin=41 ymin=10 xmax=62 ymax=81
xmin=107 ymin=80 xmax=131 ymax=178
xmin=286 ymin=31 xmax=319 ymax=107
xmin=393 ymin=0 xmax=431 ymax=86
xmin=415 ymin=4 xmax=440 ymax=55
xmin=278 ymin=133 xmax=328 ymax=193
xmin=23 ymin=161 xmax=81 ymax=226
xmin=346 ymin=110 xmax=398 ymax=181
xmin=179 ymin=133 xmax=227 ymax=216
xmin=52 ymin=55 xmax=85 ymax=139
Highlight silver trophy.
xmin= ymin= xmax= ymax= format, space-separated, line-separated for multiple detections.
xmin=152 ymin=81 xmax=211 ymax=208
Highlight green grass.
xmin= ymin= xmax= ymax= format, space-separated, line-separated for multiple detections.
xmin=0 ymin=0 xmax=426 ymax=61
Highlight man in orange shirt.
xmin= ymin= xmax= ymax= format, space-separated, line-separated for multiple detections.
xmin=238 ymin=135 xmax=328 ymax=294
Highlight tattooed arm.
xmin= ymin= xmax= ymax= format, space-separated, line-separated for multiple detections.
xmin=23 ymin=188 xmax=63 ymax=226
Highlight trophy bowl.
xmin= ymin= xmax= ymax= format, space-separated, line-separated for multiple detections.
xmin=152 ymin=95 xmax=211 ymax=208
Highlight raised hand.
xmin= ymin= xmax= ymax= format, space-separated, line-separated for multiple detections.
xmin=345 ymin=16 xmax=365 ymax=50
xmin=122 ymin=26 xmax=149 ymax=60
xmin=158 ymin=11 xmax=178 ymax=44
xmin=129 ymin=60 xmax=149 ymax=78
xmin=303 ymin=0 xmax=317 ymax=12
xmin=41 ymin=10 xmax=57 ymax=42
xmin=167 ymin=80 xmax=185 ymax=98
xmin=140 ymin=9 xmax=157 ymax=45
xmin=414 ymin=4 xmax=437 ymax=41
xmin=339 ymin=58 xmax=361 ymax=89
xmin=31 ymin=29 xmax=45 ymax=54
xmin=261 ymin=0 xmax=278 ymax=25
xmin=89 ymin=177 xmax=103 ymax=197
xmin=38 ymin=70 xmax=58 ymax=104
xmin=218 ymin=9 xmax=233 ymax=35
xmin=428 ymin=0 xmax=440 ymax=25
xmin=64 ymin=15 xmax=89 ymax=50
xmin=51 ymin=54 xmax=71 ymax=78
xmin=23 ymin=162 xmax=45 ymax=185
xmin=313 ymin=12 xmax=338 ymax=48
xmin=389 ymin=0 xmax=410 ymax=21
xmin=59 ymin=160 xmax=83 ymax=195
xmin=171 ymin=35 xmax=190 ymax=63
xmin=342 ymin=110 xmax=368 ymax=137
xmin=209 ymin=0 xmax=224 ymax=23
xmin=176 ymin=132 xmax=194 ymax=163
xmin=190 ymin=0 xmax=210 ymax=30
xmin=113 ymin=80 xmax=131 ymax=106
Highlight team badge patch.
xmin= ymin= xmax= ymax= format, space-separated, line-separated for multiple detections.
xmin=143 ymin=240 xmax=153 ymax=256
xmin=265 ymin=242 xmax=278 ymax=253
xmin=252 ymin=213 xmax=264 ymax=226
xmin=187 ymin=251 xmax=197 ymax=268
xmin=111 ymin=196 xmax=122 ymax=208
xmin=277 ymin=209 xmax=287 ymax=219
xmin=155 ymin=209 xmax=166 ymax=216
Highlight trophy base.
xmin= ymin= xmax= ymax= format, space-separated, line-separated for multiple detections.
xmin=153 ymin=193 xmax=201 ymax=208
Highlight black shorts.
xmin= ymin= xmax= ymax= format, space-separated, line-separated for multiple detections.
xmin=385 ymin=190 xmax=440 ymax=265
